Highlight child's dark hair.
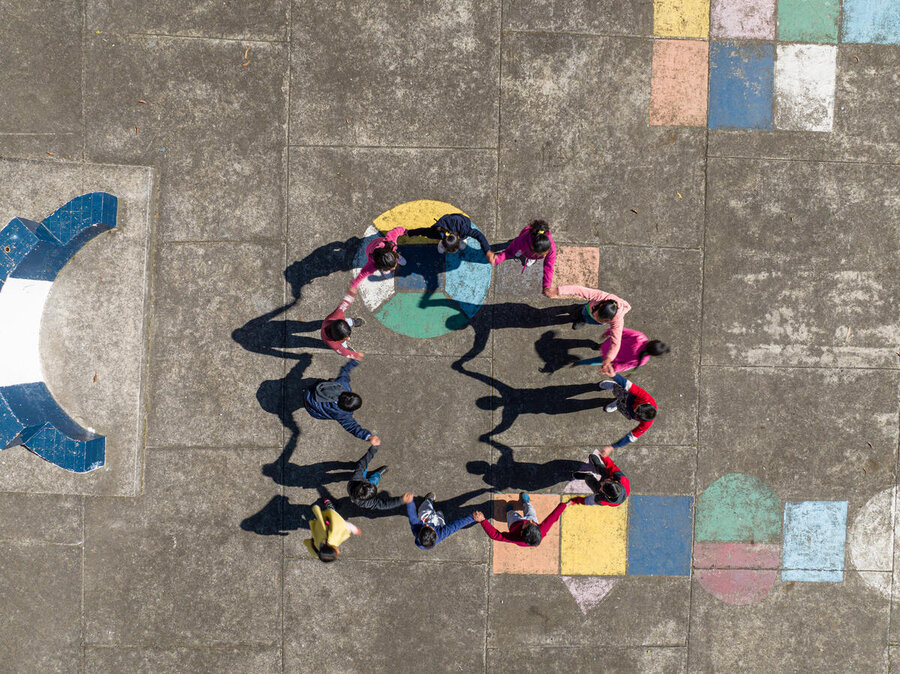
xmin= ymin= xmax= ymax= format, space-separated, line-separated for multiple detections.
xmin=350 ymin=481 xmax=377 ymax=501
xmin=417 ymin=525 xmax=437 ymax=549
xmin=596 ymin=299 xmax=618 ymax=321
xmin=442 ymin=231 xmax=461 ymax=253
xmin=601 ymin=481 xmax=626 ymax=503
xmin=522 ymin=522 xmax=542 ymax=546
xmin=527 ymin=219 xmax=552 ymax=254
xmin=328 ymin=319 xmax=351 ymax=341
xmin=338 ymin=391 xmax=362 ymax=411
xmin=373 ymin=242 xmax=398 ymax=271
xmin=635 ymin=404 xmax=657 ymax=422
xmin=317 ymin=544 xmax=338 ymax=563
xmin=643 ymin=340 xmax=670 ymax=357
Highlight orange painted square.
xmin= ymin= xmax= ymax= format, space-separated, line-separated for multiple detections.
xmin=553 ymin=246 xmax=599 ymax=289
xmin=649 ymin=39 xmax=709 ymax=127
xmin=491 ymin=494 xmax=561 ymax=575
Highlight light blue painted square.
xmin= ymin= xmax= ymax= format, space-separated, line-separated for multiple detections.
xmin=709 ymin=41 xmax=775 ymax=130
xmin=781 ymin=501 xmax=848 ymax=582
xmin=627 ymin=495 xmax=694 ymax=576
xmin=842 ymin=0 xmax=900 ymax=44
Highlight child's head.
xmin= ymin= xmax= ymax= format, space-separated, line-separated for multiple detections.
xmin=350 ymin=481 xmax=377 ymax=501
xmin=317 ymin=544 xmax=338 ymax=563
xmin=338 ymin=391 xmax=362 ymax=412
xmin=417 ymin=525 xmax=437 ymax=549
xmin=441 ymin=231 xmax=461 ymax=253
xmin=595 ymin=299 xmax=618 ymax=321
xmin=373 ymin=242 xmax=399 ymax=271
xmin=644 ymin=340 xmax=670 ymax=357
xmin=601 ymin=480 xmax=626 ymax=504
xmin=634 ymin=403 xmax=657 ymax=422
xmin=327 ymin=319 xmax=352 ymax=341
xmin=527 ymin=219 xmax=552 ymax=256
xmin=522 ymin=522 xmax=543 ymax=547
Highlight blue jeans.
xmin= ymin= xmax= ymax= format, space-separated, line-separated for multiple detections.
xmin=364 ymin=470 xmax=381 ymax=487
xmin=507 ymin=501 xmax=538 ymax=527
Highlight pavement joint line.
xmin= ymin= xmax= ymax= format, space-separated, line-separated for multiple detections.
xmin=702 ymin=363 xmax=900 ymax=372
xmin=0 ymin=539 xmax=85 ymax=547
xmin=83 ymin=644 xmax=281 ymax=651
xmin=0 ymin=132 xmax=80 ymax=136
xmin=111 ymin=31 xmax=290 ymax=46
xmin=144 ymin=445 xmax=286 ymax=452
xmin=287 ymin=143 xmax=499 ymax=151
xmin=708 ymin=153 xmax=900 ymax=169
xmin=80 ymin=494 xmax=86 ymax=674
xmin=502 ymin=28 xmax=655 ymax=41
xmin=282 ymin=555 xmax=489 ymax=566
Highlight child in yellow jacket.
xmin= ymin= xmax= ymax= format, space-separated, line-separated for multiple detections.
xmin=304 ymin=499 xmax=361 ymax=562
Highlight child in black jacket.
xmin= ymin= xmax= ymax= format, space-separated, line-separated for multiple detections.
xmin=347 ymin=444 xmax=412 ymax=511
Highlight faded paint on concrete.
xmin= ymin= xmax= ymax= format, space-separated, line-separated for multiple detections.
xmin=649 ymin=39 xmax=709 ymax=127
xmin=711 ymin=0 xmax=776 ymax=39
xmin=696 ymin=473 xmax=782 ymax=543
xmin=781 ymin=500 xmax=848 ymax=582
xmin=848 ymin=487 xmax=895 ymax=598
xmin=842 ymin=0 xmax=900 ymax=44
xmin=552 ymin=245 xmax=599 ymax=289
xmin=775 ymin=44 xmax=837 ymax=132
xmin=561 ymin=494 xmax=628 ymax=575
xmin=491 ymin=493 xmax=561 ymax=575
xmin=654 ymin=0 xmax=710 ymax=38
xmin=777 ymin=0 xmax=840 ymax=42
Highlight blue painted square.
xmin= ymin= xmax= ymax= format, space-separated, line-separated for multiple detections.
xmin=394 ymin=244 xmax=445 ymax=292
xmin=842 ymin=0 xmax=900 ymax=44
xmin=709 ymin=41 xmax=775 ymax=130
xmin=782 ymin=501 xmax=848 ymax=582
xmin=627 ymin=495 xmax=694 ymax=576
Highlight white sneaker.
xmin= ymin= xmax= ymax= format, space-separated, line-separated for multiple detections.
xmin=604 ymin=401 xmax=618 ymax=413
xmin=397 ymin=255 xmax=407 ymax=266
xmin=458 ymin=240 xmax=467 ymax=250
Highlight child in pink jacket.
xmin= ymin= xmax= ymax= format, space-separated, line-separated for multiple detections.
xmin=547 ymin=285 xmax=631 ymax=376
xmin=349 ymin=226 xmax=407 ymax=291
xmin=491 ymin=220 xmax=557 ymax=296
xmin=595 ymin=328 xmax=669 ymax=373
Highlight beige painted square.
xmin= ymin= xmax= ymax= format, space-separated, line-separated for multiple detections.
xmin=553 ymin=246 xmax=599 ymax=289
xmin=491 ymin=493 xmax=561 ymax=575
xmin=650 ymin=40 xmax=710 ymax=127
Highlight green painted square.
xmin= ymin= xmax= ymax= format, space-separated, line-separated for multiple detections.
xmin=777 ymin=0 xmax=839 ymax=42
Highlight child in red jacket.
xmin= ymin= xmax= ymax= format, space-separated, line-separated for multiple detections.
xmin=472 ymin=493 xmax=571 ymax=547
xmin=597 ymin=373 xmax=657 ymax=457
xmin=321 ymin=287 xmax=366 ymax=360
xmin=571 ymin=451 xmax=630 ymax=506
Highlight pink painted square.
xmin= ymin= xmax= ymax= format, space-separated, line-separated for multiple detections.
xmin=711 ymin=0 xmax=776 ymax=39
xmin=649 ymin=40 xmax=709 ymax=127
xmin=491 ymin=494 xmax=561 ymax=575
xmin=553 ymin=246 xmax=599 ymax=289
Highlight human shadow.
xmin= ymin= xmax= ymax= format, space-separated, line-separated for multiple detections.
xmin=240 ymin=494 xmax=311 ymax=536
xmin=255 ymin=353 xmax=318 ymax=433
xmin=232 ymin=300 xmax=327 ymax=360
xmin=534 ymin=330 xmax=599 ymax=374
xmin=329 ymin=486 xmax=494 ymax=522
xmin=466 ymin=440 xmax=585 ymax=491
xmin=261 ymin=431 xmax=356 ymax=487
xmin=284 ymin=236 xmax=363 ymax=300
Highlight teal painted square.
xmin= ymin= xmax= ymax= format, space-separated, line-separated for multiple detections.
xmin=777 ymin=0 xmax=839 ymax=42
xmin=627 ymin=495 xmax=694 ymax=576
xmin=709 ymin=42 xmax=774 ymax=130
xmin=843 ymin=0 xmax=900 ymax=44
xmin=781 ymin=501 xmax=847 ymax=582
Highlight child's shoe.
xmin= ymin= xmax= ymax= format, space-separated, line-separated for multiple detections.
xmin=349 ymin=316 xmax=366 ymax=327
xmin=397 ymin=255 xmax=407 ymax=266
xmin=519 ymin=492 xmax=531 ymax=504
xmin=424 ymin=492 xmax=435 ymax=502
xmin=604 ymin=400 xmax=618 ymax=413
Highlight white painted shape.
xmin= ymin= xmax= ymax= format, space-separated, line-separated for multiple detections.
xmin=848 ymin=486 xmax=895 ymax=599
xmin=561 ymin=576 xmax=619 ymax=615
xmin=354 ymin=224 xmax=395 ymax=312
xmin=775 ymin=44 xmax=837 ymax=132
xmin=0 ymin=277 xmax=53 ymax=386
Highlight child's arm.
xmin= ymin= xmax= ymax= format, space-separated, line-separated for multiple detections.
xmin=437 ymin=513 xmax=476 ymax=541
xmin=404 ymin=225 xmax=441 ymax=239
xmin=372 ymin=492 xmax=406 ymax=510
xmin=349 ymin=261 xmax=375 ymax=291
xmin=351 ymin=445 xmax=378 ymax=481
xmin=491 ymin=230 xmax=526 ymax=265
xmin=541 ymin=240 xmax=557 ymax=289
xmin=406 ymin=500 xmax=420 ymax=527
xmin=335 ymin=359 xmax=360 ymax=388
xmin=478 ymin=519 xmax=511 ymax=542
xmin=384 ymin=226 xmax=408 ymax=243
xmin=555 ymin=285 xmax=608 ymax=302
xmin=335 ymin=411 xmax=373 ymax=442
xmin=345 ymin=521 xmax=361 ymax=535
xmin=538 ymin=502 xmax=569 ymax=536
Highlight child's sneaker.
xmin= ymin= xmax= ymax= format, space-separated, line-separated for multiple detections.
xmin=458 ymin=240 xmax=467 ymax=250
xmin=397 ymin=255 xmax=407 ymax=266
xmin=589 ymin=454 xmax=605 ymax=472
xmin=323 ymin=499 xmax=333 ymax=509
xmin=372 ymin=465 xmax=388 ymax=476
xmin=572 ymin=471 xmax=592 ymax=480
xmin=604 ymin=400 xmax=618 ymax=413
xmin=424 ymin=492 xmax=435 ymax=502
xmin=519 ymin=492 xmax=531 ymax=504
xmin=349 ymin=317 xmax=366 ymax=328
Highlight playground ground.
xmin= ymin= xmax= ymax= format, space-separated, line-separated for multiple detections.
xmin=1 ymin=1 xmax=899 ymax=672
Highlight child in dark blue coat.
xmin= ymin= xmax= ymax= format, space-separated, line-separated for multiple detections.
xmin=405 ymin=213 xmax=495 ymax=262
xmin=406 ymin=493 xmax=476 ymax=549
xmin=302 ymin=360 xmax=380 ymax=445
xmin=347 ymin=444 xmax=411 ymax=511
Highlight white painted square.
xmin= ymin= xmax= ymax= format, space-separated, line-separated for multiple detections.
xmin=775 ymin=44 xmax=837 ymax=132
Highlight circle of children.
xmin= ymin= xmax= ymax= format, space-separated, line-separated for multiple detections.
xmin=305 ymin=214 xmax=670 ymax=562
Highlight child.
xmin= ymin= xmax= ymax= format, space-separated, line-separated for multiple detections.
xmin=491 ymin=220 xmax=557 ymax=296
xmin=347 ymin=444 xmax=411 ymax=510
xmin=596 ymin=373 xmax=657 ymax=457
xmin=302 ymin=360 xmax=380 ymax=445
xmin=407 ymin=492 xmax=476 ymax=550
xmin=579 ymin=329 xmax=669 ymax=374
xmin=350 ymin=226 xmax=408 ymax=290
xmin=321 ymin=287 xmax=366 ymax=360
xmin=545 ymin=285 xmax=631 ymax=377
xmin=472 ymin=492 xmax=571 ymax=547
xmin=405 ymin=213 xmax=495 ymax=262
xmin=304 ymin=499 xmax=360 ymax=562
xmin=571 ymin=451 xmax=630 ymax=506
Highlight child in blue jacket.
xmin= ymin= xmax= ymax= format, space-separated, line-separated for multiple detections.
xmin=302 ymin=360 xmax=380 ymax=445
xmin=406 ymin=493 xmax=476 ymax=549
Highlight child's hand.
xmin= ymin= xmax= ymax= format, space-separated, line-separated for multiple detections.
xmin=543 ymin=286 xmax=558 ymax=298
xmin=600 ymin=445 xmax=614 ymax=458
xmin=402 ymin=493 xmax=414 ymax=504
xmin=369 ymin=435 xmax=381 ymax=446
xmin=348 ymin=286 xmax=358 ymax=297
xmin=599 ymin=360 xmax=615 ymax=377
xmin=472 ymin=511 xmax=485 ymax=522
xmin=485 ymin=250 xmax=496 ymax=264
xmin=353 ymin=353 xmax=365 ymax=361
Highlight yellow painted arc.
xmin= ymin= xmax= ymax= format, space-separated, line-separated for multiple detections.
xmin=372 ymin=199 xmax=469 ymax=244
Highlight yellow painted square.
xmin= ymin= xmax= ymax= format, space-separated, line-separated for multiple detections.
xmin=560 ymin=496 xmax=628 ymax=575
xmin=654 ymin=0 xmax=710 ymax=38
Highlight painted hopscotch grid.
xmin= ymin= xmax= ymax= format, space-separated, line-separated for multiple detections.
xmin=649 ymin=0 xmax=900 ymax=131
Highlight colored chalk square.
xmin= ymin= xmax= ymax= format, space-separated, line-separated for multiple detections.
xmin=777 ymin=0 xmax=839 ymax=42
xmin=491 ymin=494 xmax=561 ymax=575
xmin=627 ymin=496 xmax=693 ymax=576
xmin=553 ymin=246 xmax=599 ymax=289
xmin=782 ymin=501 xmax=848 ymax=582
xmin=775 ymin=44 xmax=837 ymax=132
xmin=842 ymin=0 xmax=900 ymax=45
xmin=695 ymin=473 xmax=782 ymax=543
xmin=650 ymin=40 xmax=709 ymax=127
xmin=708 ymin=42 xmax=775 ymax=130
xmin=654 ymin=0 xmax=710 ymax=38
xmin=560 ymin=496 xmax=628 ymax=576
xmin=711 ymin=0 xmax=776 ymax=39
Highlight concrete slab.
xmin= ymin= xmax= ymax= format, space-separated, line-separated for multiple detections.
xmin=85 ymin=34 xmax=287 ymax=241
xmin=488 ymin=646 xmax=687 ymax=673
xmin=284 ymin=558 xmax=486 ymax=672
xmin=503 ymin=0 xmax=651 ymax=35
xmin=87 ymin=0 xmax=290 ymax=41
xmin=84 ymin=449 xmax=282 ymax=647
xmin=0 ymin=543 xmax=82 ymax=673
xmin=290 ymin=1 xmax=500 ymax=147
xmin=499 ymin=32 xmax=706 ymax=247
xmin=147 ymin=242 xmax=286 ymax=449
xmin=703 ymin=158 xmax=900 ymax=369
xmin=0 ymin=493 xmax=82 ymax=544
xmin=85 ymin=647 xmax=281 ymax=673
